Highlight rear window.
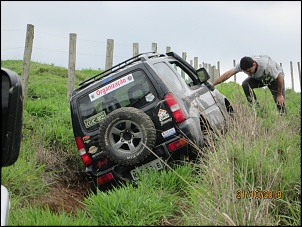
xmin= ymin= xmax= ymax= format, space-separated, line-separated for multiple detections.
xmin=78 ymin=70 xmax=156 ymax=131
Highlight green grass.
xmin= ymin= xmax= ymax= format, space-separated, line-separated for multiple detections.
xmin=1 ymin=60 xmax=301 ymax=226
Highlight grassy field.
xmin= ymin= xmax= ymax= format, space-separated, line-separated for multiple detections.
xmin=1 ymin=60 xmax=301 ymax=225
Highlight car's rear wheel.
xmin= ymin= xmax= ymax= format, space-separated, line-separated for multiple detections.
xmin=99 ymin=107 xmax=156 ymax=165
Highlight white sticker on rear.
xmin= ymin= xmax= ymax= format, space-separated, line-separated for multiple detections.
xmin=161 ymin=127 xmax=176 ymax=138
xmin=146 ymin=93 xmax=155 ymax=102
xmin=89 ymin=74 xmax=134 ymax=102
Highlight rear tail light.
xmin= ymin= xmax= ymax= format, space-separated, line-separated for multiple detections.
xmin=167 ymin=138 xmax=187 ymax=151
xmin=80 ymin=153 xmax=93 ymax=166
xmin=75 ymin=137 xmax=92 ymax=166
xmin=164 ymin=93 xmax=187 ymax=123
xmin=97 ymin=172 xmax=114 ymax=185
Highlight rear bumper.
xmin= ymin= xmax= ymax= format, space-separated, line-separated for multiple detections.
xmin=85 ymin=117 xmax=204 ymax=191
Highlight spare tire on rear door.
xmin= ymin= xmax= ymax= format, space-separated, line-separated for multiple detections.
xmin=99 ymin=107 xmax=156 ymax=165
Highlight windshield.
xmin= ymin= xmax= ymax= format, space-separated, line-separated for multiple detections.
xmin=78 ymin=70 xmax=155 ymax=131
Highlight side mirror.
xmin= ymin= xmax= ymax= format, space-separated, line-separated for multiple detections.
xmin=1 ymin=68 xmax=23 ymax=167
xmin=196 ymin=68 xmax=215 ymax=91
xmin=196 ymin=67 xmax=210 ymax=83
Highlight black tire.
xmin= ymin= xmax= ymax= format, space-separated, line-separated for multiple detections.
xmin=99 ymin=107 xmax=156 ymax=165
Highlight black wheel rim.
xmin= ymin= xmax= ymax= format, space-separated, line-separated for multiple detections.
xmin=108 ymin=119 xmax=144 ymax=155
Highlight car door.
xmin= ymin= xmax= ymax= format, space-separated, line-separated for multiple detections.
xmin=166 ymin=61 xmax=226 ymax=131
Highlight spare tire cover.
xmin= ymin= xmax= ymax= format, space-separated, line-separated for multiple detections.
xmin=99 ymin=107 xmax=156 ymax=165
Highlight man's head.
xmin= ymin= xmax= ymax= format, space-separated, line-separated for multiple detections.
xmin=240 ymin=56 xmax=257 ymax=74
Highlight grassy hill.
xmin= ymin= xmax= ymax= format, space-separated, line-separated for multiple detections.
xmin=1 ymin=60 xmax=301 ymax=225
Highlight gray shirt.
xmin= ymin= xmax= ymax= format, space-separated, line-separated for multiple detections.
xmin=233 ymin=55 xmax=284 ymax=85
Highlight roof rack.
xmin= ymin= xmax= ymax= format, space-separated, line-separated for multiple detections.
xmin=79 ymin=52 xmax=158 ymax=86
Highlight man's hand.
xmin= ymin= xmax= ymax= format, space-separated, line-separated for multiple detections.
xmin=276 ymin=94 xmax=285 ymax=106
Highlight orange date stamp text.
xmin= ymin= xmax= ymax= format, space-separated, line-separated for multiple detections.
xmin=236 ymin=189 xmax=282 ymax=199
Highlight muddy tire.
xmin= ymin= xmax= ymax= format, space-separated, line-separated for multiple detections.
xmin=99 ymin=107 xmax=156 ymax=165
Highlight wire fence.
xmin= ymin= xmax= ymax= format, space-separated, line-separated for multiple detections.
xmin=1 ymin=26 xmax=301 ymax=93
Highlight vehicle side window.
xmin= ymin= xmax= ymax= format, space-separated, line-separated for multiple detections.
xmin=153 ymin=62 xmax=183 ymax=92
xmin=168 ymin=62 xmax=198 ymax=88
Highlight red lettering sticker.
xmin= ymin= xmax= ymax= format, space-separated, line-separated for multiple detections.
xmin=89 ymin=74 xmax=134 ymax=102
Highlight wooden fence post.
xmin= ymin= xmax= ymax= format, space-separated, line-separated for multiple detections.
xmin=204 ymin=63 xmax=208 ymax=70
xmin=280 ymin=63 xmax=283 ymax=88
xmin=21 ymin=24 xmax=34 ymax=107
xmin=298 ymin=62 xmax=301 ymax=90
xmin=290 ymin=61 xmax=294 ymax=90
xmin=213 ymin=66 xmax=219 ymax=81
xmin=133 ymin=43 xmax=139 ymax=56
xmin=209 ymin=64 xmax=214 ymax=83
xmin=194 ymin=57 xmax=198 ymax=70
xmin=105 ymin=39 xmax=114 ymax=70
xmin=233 ymin=60 xmax=236 ymax=83
xmin=182 ymin=52 xmax=187 ymax=61
xmin=67 ymin=33 xmax=77 ymax=102
xmin=181 ymin=52 xmax=187 ymax=79
xmin=152 ymin=43 xmax=157 ymax=53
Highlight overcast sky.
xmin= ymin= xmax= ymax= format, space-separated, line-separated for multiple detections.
xmin=1 ymin=1 xmax=301 ymax=92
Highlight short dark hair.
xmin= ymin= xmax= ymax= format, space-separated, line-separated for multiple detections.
xmin=240 ymin=56 xmax=254 ymax=70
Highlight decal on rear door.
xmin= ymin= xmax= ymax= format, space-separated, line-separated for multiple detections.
xmin=158 ymin=109 xmax=170 ymax=121
xmin=83 ymin=111 xmax=106 ymax=128
xmin=89 ymin=74 xmax=134 ymax=102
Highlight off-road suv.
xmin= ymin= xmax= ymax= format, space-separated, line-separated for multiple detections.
xmin=70 ymin=52 xmax=234 ymax=192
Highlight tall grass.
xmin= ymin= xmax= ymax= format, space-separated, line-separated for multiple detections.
xmin=1 ymin=60 xmax=300 ymax=226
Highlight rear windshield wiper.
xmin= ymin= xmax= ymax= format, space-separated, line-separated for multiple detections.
xmin=128 ymin=92 xmax=150 ymax=107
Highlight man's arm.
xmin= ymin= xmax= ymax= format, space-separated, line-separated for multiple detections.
xmin=212 ymin=69 xmax=236 ymax=86
xmin=276 ymin=73 xmax=285 ymax=106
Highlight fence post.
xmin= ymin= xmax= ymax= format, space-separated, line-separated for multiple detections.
xmin=233 ymin=60 xmax=236 ymax=83
xmin=217 ymin=61 xmax=220 ymax=75
xmin=182 ymin=52 xmax=187 ymax=61
xmin=21 ymin=24 xmax=34 ymax=107
xmin=298 ymin=62 xmax=301 ymax=90
xmin=289 ymin=61 xmax=294 ymax=90
xmin=209 ymin=64 xmax=214 ymax=83
xmin=152 ymin=43 xmax=157 ymax=53
xmin=194 ymin=57 xmax=198 ymax=70
xmin=204 ymin=63 xmax=208 ymax=71
xmin=105 ymin=39 xmax=114 ymax=70
xmin=133 ymin=43 xmax=139 ymax=56
xmin=213 ymin=66 xmax=219 ymax=82
xmin=67 ymin=33 xmax=77 ymax=103
xmin=181 ymin=52 xmax=187 ymax=79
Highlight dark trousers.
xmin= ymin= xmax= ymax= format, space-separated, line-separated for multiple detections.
xmin=242 ymin=77 xmax=286 ymax=113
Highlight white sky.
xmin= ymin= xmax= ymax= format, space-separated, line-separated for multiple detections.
xmin=1 ymin=1 xmax=301 ymax=92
